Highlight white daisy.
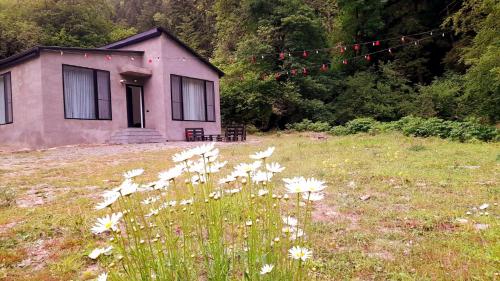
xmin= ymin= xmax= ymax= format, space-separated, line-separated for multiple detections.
xmin=224 ymin=188 xmax=241 ymax=195
xmin=258 ymin=189 xmax=269 ymax=197
xmin=219 ymin=175 xmax=236 ymax=185
xmin=158 ymin=165 xmax=184 ymax=181
xmin=172 ymin=150 xmax=194 ymax=162
xmin=282 ymin=216 xmax=298 ymax=226
xmin=289 ymin=228 xmax=305 ymax=241
xmin=288 ymin=246 xmax=312 ymax=261
xmin=250 ymin=147 xmax=275 ymax=160
xmin=252 ymin=171 xmax=273 ymax=183
xmin=284 ymin=178 xmax=308 ymax=194
xmin=153 ymin=179 xmax=169 ymax=190
xmin=180 ymin=198 xmax=193 ymax=206
xmin=95 ymin=192 xmax=119 ymax=210
xmin=88 ymin=246 xmax=113 ymax=259
xmin=190 ymin=143 xmax=215 ymax=156
xmin=204 ymin=148 xmax=219 ymax=161
xmin=266 ymin=162 xmax=285 ymax=173
xmin=91 ymin=212 xmax=123 ymax=234
xmin=119 ymin=179 xmax=138 ymax=196
xmin=97 ymin=272 xmax=108 ymax=281
xmin=245 ymin=220 xmax=253 ymax=226
xmin=302 ymin=192 xmax=324 ymax=201
xmin=304 ymin=178 xmax=326 ymax=193
xmin=123 ymin=169 xmax=144 ymax=179
xmin=260 ymin=264 xmax=274 ymax=275
xmin=234 ymin=161 xmax=262 ymax=174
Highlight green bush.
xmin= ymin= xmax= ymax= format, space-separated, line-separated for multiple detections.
xmin=344 ymin=118 xmax=379 ymax=134
xmin=286 ymin=119 xmax=331 ymax=132
xmin=329 ymin=126 xmax=350 ymax=136
xmin=448 ymin=120 xmax=498 ymax=142
xmin=287 ymin=116 xmax=498 ymax=143
xmin=400 ymin=117 xmax=452 ymax=138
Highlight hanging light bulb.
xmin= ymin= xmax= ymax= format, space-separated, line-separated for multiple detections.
xmin=388 ymin=48 xmax=393 ymax=54
xmin=365 ymin=54 xmax=371 ymax=61
xmin=130 ymin=57 xmax=135 ymax=61
xmin=343 ymin=59 xmax=348 ymax=65
xmin=60 ymin=51 xmax=64 ymax=56
xmin=430 ymin=31 xmax=433 ymax=36
xmin=442 ymin=32 xmax=445 ymax=37
xmin=315 ymin=50 xmax=319 ymax=54
xmin=401 ymin=36 xmax=405 ymax=42
xmin=84 ymin=53 xmax=89 ymax=58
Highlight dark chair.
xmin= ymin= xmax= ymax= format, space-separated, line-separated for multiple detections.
xmin=224 ymin=125 xmax=246 ymax=142
xmin=185 ymin=128 xmax=204 ymax=142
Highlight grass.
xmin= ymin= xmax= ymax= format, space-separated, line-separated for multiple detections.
xmin=0 ymin=132 xmax=498 ymax=280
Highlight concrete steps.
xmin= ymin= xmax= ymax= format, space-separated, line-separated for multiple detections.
xmin=108 ymin=128 xmax=167 ymax=144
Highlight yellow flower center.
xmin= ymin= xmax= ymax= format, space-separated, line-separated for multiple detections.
xmin=105 ymin=221 xmax=112 ymax=229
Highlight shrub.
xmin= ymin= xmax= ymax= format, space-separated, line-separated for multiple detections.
xmin=286 ymin=119 xmax=331 ymax=132
xmin=88 ymin=145 xmax=326 ymax=280
xmin=329 ymin=126 xmax=350 ymax=136
xmin=344 ymin=118 xmax=379 ymax=134
xmin=448 ymin=120 xmax=498 ymax=142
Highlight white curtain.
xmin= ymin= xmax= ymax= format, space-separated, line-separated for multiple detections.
xmin=63 ymin=66 xmax=96 ymax=119
xmin=182 ymin=77 xmax=206 ymax=121
xmin=0 ymin=77 xmax=5 ymax=124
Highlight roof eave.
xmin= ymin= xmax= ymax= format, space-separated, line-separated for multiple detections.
xmin=103 ymin=27 xmax=225 ymax=77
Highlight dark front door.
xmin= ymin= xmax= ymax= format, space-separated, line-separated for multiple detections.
xmin=126 ymin=85 xmax=145 ymax=128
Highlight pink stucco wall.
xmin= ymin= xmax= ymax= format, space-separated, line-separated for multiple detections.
xmin=0 ymin=34 xmax=221 ymax=149
xmin=118 ymin=33 xmax=222 ymax=140
xmin=0 ymin=59 xmax=44 ymax=150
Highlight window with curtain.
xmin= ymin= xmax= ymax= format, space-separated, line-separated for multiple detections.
xmin=171 ymin=75 xmax=216 ymax=122
xmin=63 ymin=65 xmax=111 ymax=120
xmin=0 ymin=72 xmax=13 ymax=125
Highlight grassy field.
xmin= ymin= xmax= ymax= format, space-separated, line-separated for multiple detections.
xmin=0 ymin=133 xmax=498 ymax=280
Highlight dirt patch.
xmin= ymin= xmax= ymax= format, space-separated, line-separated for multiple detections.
xmin=17 ymin=239 xmax=52 ymax=271
xmin=0 ymin=220 xmax=22 ymax=236
xmin=312 ymin=201 xmax=361 ymax=230
xmin=16 ymin=185 xmax=58 ymax=208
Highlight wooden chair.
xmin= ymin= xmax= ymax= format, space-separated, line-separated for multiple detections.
xmin=185 ymin=128 xmax=205 ymax=142
xmin=224 ymin=125 xmax=246 ymax=142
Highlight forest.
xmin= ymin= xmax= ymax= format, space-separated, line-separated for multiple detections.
xmin=0 ymin=0 xmax=498 ymax=129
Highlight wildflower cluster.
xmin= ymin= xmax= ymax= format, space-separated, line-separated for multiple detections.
xmin=88 ymin=144 xmax=326 ymax=280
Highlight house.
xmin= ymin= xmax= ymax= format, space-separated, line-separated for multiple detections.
xmin=0 ymin=27 xmax=224 ymax=150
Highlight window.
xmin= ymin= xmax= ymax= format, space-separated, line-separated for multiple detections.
xmin=171 ymin=75 xmax=215 ymax=122
xmin=0 ymin=72 xmax=13 ymax=125
xmin=63 ymin=65 xmax=111 ymax=120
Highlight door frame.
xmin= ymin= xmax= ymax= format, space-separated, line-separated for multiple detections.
xmin=125 ymin=84 xmax=145 ymax=128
